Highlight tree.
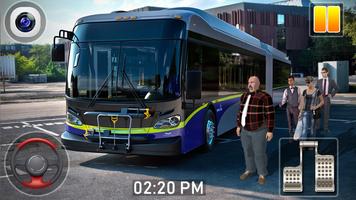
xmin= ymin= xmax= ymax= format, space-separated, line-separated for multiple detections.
xmin=13 ymin=52 xmax=37 ymax=80
xmin=29 ymin=44 xmax=51 ymax=73
xmin=303 ymin=7 xmax=356 ymax=75
xmin=45 ymin=61 xmax=66 ymax=82
xmin=311 ymin=36 xmax=355 ymax=61
xmin=344 ymin=7 xmax=356 ymax=46
xmin=12 ymin=44 xmax=66 ymax=81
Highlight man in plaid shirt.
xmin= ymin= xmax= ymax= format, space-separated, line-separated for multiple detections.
xmin=236 ymin=76 xmax=275 ymax=185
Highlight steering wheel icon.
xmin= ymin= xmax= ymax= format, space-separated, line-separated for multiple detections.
xmin=10 ymin=138 xmax=63 ymax=189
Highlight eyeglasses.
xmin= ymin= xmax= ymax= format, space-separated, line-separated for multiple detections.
xmin=306 ymin=81 xmax=311 ymax=84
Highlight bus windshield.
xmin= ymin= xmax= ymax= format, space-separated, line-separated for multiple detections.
xmin=66 ymin=39 xmax=181 ymax=102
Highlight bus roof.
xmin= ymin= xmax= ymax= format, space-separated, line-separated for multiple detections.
xmin=76 ymin=7 xmax=290 ymax=64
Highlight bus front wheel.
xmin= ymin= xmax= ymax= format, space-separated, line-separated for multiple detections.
xmin=203 ymin=109 xmax=216 ymax=152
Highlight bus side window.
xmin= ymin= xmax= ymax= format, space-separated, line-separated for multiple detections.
xmin=187 ymin=42 xmax=202 ymax=71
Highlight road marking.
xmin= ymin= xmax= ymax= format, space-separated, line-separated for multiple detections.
xmin=2 ymin=126 xmax=13 ymax=130
xmin=345 ymin=120 xmax=356 ymax=124
xmin=21 ymin=122 xmax=59 ymax=137
xmin=1 ymin=121 xmax=65 ymax=131
xmin=0 ymin=143 xmax=12 ymax=147
xmin=0 ymin=175 xmax=13 ymax=179
xmin=331 ymin=99 xmax=351 ymax=102
xmin=32 ymin=123 xmax=43 ymax=127
xmin=329 ymin=119 xmax=350 ymax=122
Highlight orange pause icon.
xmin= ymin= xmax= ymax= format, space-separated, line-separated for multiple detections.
xmin=313 ymin=5 xmax=341 ymax=33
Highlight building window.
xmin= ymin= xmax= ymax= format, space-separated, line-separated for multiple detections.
xmin=277 ymin=14 xmax=285 ymax=26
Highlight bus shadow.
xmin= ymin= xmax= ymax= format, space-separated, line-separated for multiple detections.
xmin=78 ymin=108 xmax=290 ymax=194
xmin=78 ymin=105 xmax=356 ymax=195
xmin=79 ymin=131 xmax=282 ymax=194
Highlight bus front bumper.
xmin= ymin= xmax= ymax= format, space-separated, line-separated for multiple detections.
xmin=61 ymin=131 xmax=181 ymax=156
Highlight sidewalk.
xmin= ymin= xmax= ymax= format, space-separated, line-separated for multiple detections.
xmin=0 ymin=82 xmax=65 ymax=104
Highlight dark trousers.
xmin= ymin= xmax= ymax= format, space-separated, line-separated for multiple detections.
xmin=316 ymin=96 xmax=331 ymax=132
xmin=286 ymin=106 xmax=300 ymax=137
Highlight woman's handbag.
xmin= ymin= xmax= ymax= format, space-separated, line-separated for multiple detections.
xmin=312 ymin=89 xmax=321 ymax=119
xmin=293 ymin=119 xmax=303 ymax=140
xmin=313 ymin=108 xmax=321 ymax=119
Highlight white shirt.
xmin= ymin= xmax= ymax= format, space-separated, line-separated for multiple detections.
xmin=323 ymin=78 xmax=329 ymax=96
xmin=241 ymin=94 xmax=251 ymax=127
xmin=281 ymin=86 xmax=302 ymax=105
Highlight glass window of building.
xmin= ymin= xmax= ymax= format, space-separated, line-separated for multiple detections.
xmin=277 ymin=14 xmax=285 ymax=26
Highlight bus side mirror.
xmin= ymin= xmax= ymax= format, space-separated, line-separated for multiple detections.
xmin=186 ymin=70 xmax=202 ymax=99
xmin=52 ymin=44 xmax=65 ymax=62
xmin=52 ymin=30 xmax=74 ymax=62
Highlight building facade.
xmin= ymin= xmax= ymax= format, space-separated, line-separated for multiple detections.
xmin=206 ymin=2 xmax=309 ymax=52
xmin=0 ymin=44 xmax=32 ymax=57
xmin=130 ymin=4 xmax=311 ymax=73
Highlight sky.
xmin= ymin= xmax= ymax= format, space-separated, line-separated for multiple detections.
xmin=0 ymin=0 xmax=277 ymax=44
xmin=0 ymin=0 xmax=353 ymax=45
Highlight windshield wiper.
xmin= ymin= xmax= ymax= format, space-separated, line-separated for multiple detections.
xmin=88 ymin=56 xmax=147 ymax=109
xmin=87 ymin=66 xmax=114 ymax=108
xmin=121 ymin=56 xmax=147 ymax=109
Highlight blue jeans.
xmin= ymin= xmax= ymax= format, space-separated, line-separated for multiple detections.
xmin=301 ymin=111 xmax=316 ymax=138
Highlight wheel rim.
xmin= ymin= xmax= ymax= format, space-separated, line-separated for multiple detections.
xmin=206 ymin=120 xmax=215 ymax=145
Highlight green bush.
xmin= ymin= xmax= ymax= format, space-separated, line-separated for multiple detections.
xmin=14 ymin=52 xmax=37 ymax=80
xmin=13 ymin=44 xmax=66 ymax=82
xmin=45 ymin=62 xmax=65 ymax=82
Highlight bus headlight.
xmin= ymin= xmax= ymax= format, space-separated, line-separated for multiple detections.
xmin=153 ymin=115 xmax=181 ymax=129
xmin=67 ymin=112 xmax=83 ymax=126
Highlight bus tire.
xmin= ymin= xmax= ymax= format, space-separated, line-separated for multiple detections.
xmin=202 ymin=109 xmax=216 ymax=152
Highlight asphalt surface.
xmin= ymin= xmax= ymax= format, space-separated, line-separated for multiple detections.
xmin=0 ymin=82 xmax=65 ymax=104
xmin=0 ymin=102 xmax=355 ymax=200
xmin=1 ymin=79 xmax=356 ymax=199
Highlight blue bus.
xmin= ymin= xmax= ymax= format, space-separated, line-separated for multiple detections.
xmin=52 ymin=7 xmax=291 ymax=156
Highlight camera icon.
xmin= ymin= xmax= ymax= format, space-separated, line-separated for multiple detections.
xmin=4 ymin=1 xmax=46 ymax=43
xmin=15 ymin=12 xmax=36 ymax=33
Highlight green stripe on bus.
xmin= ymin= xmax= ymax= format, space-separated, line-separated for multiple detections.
xmin=67 ymin=93 xmax=242 ymax=134
xmin=211 ymin=93 xmax=242 ymax=104
xmin=66 ymin=121 xmax=184 ymax=134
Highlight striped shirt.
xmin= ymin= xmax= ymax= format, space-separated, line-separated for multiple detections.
xmin=237 ymin=90 xmax=275 ymax=132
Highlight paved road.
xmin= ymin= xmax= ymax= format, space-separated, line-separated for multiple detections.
xmin=0 ymin=101 xmax=355 ymax=199
xmin=0 ymin=100 xmax=65 ymax=122
xmin=0 ymin=82 xmax=65 ymax=104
